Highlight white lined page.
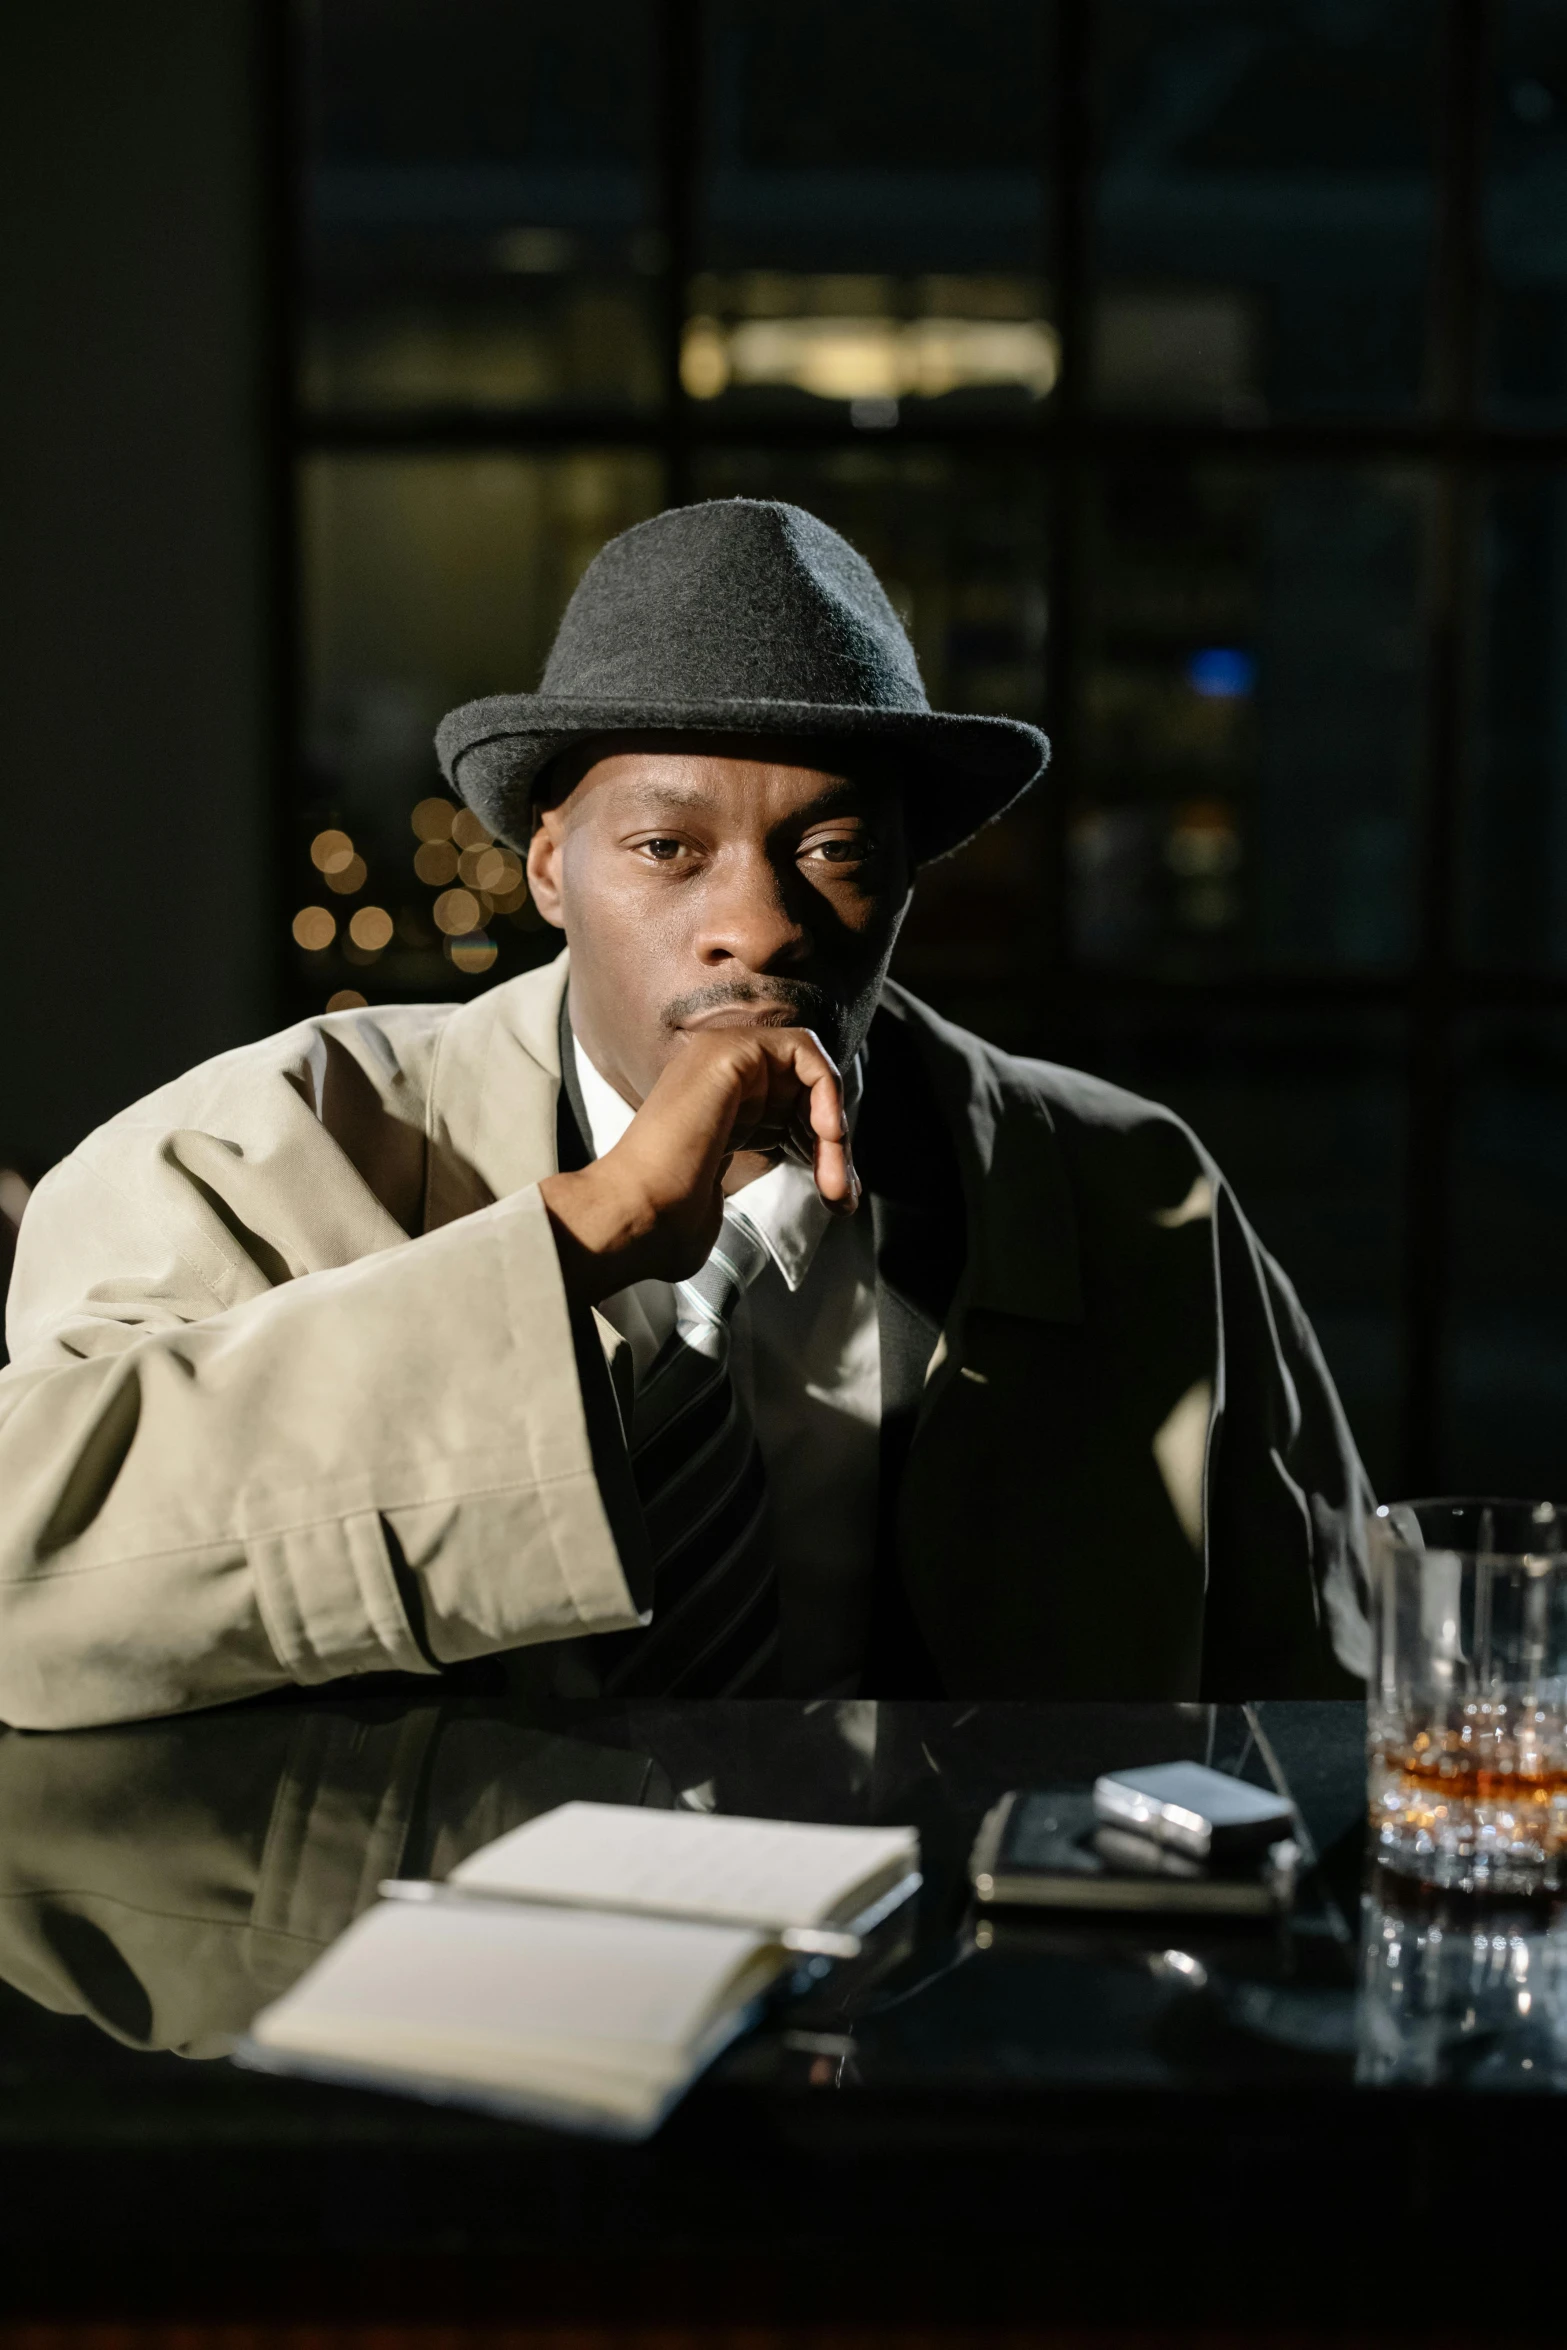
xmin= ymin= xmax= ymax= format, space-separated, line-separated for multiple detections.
xmin=450 ymin=1801 xmax=919 ymax=1930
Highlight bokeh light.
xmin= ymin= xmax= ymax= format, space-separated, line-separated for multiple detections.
xmin=310 ymin=828 xmax=355 ymax=875
xmin=451 ymin=809 xmax=492 ymax=851
xmin=462 ymin=845 xmax=514 ymax=893
xmin=292 ymin=905 xmax=336 ymax=951
xmin=326 ymin=988 xmax=367 ymax=1013
xmin=411 ymin=797 xmax=456 ymax=842
xmin=414 ymin=839 xmax=459 ymax=886
xmin=433 ymin=886 xmax=482 ymax=935
xmin=447 ymin=932 xmax=498 ymax=974
xmin=348 ymin=904 xmax=394 ymax=951
xmin=324 ymin=853 xmax=368 ymax=895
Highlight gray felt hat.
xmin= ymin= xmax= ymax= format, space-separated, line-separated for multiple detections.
xmin=434 ymin=498 xmax=1049 ymax=864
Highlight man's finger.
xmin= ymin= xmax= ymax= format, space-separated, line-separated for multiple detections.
xmin=790 ymin=1049 xmax=855 ymax=1213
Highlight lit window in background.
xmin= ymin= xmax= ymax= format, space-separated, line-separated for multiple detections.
xmin=695 ymin=1 xmax=1054 ymax=430
xmin=681 ymin=300 xmax=1060 ymax=408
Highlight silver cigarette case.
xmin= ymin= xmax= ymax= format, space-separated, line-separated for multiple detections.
xmin=1092 ymin=1761 xmax=1295 ymax=1861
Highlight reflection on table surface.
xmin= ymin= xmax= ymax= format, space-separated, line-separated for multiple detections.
xmin=0 ymin=1692 xmax=1560 ymax=2103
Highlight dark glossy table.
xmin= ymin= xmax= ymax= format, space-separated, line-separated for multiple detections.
xmin=0 ymin=1691 xmax=1558 ymax=2330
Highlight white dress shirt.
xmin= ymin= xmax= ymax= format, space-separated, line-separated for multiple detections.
xmin=572 ymin=1038 xmax=882 ymax=1698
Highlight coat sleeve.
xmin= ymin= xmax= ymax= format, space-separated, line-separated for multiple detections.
xmin=0 ymin=1111 xmax=648 ymax=1731
xmin=1200 ymin=1178 xmax=1374 ymax=1699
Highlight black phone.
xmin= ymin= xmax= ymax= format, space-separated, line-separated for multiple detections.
xmin=969 ymin=1783 xmax=1298 ymax=1917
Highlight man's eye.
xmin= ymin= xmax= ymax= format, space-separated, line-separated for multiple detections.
xmin=641 ymin=839 xmax=686 ymax=861
xmin=806 ymin=838 xmax=867 ymax=864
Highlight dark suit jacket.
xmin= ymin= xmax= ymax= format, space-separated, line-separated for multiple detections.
xmin=850 ymin=985 xmax=1370 ymax=1697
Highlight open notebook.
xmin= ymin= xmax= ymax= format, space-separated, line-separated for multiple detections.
xmin=241 ymin=1802 xmax=920 ymax=2136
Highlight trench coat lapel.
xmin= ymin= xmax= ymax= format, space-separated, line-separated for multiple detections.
xmin=423 ymin=952 xmax=571 ymax=1229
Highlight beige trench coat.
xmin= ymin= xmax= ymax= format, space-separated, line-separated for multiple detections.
xmin=1 ymin=953 xmax=1371 ymax=1729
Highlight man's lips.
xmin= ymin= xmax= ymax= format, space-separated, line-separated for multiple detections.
xmin=676 ymin=1003 xmax=808 ymax=1032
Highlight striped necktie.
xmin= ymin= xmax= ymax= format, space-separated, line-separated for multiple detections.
xmin=597 ymin=1209 xmax=781 ymax=1697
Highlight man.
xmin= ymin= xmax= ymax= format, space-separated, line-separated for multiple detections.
xmin=0 ymin=500 xmax=1370 ymax=1729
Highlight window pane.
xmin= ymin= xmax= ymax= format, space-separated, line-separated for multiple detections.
xmin=1464 ymin=473 xmax=1567 ymax=970
xmin=1072 ymin=462 xmax=1431 ymax=974
xmin=693 ymin=447 xmax=1051 ymax=1050
xmin=691 ymin=1 xmax=1055 ymax=427
xmin=1447 ymin=1018 xmax=1567 ymax=1494
xmin=1486 ymin=0 xmax=1567 ymax=422
xmin=297 ymin=451 xmax=662 ymax=1006
xmin=1091 ymin=0 xmax=1439 ymax=417
xmin=299 ymin=0 xmax=661 ymax=413
xmin=1041 ymin=1010 xmax=1406 ymax=1492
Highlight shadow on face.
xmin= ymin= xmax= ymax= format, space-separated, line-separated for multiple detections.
xmin=525 ymin=734 xmax=914 ymax=1106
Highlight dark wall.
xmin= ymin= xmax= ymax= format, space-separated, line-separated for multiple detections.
xmin=0 ymin=1 xmax=273 ymax=1177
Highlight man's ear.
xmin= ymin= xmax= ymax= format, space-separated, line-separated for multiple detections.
xmin=526 ymin=810 xmax=566 ymax=931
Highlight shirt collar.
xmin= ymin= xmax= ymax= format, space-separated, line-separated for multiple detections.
xmin=572 ymin=1040 xmax=637 ymax=1157
xmin=571 ymin=1032 xmax=863 ymax=1296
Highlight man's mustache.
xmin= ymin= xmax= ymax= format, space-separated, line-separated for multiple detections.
xmin=659 ymin=979 xmax=832 ymax=1033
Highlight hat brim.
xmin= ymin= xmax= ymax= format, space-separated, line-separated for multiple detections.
xmin=434 ymin=695 xmax=1049 ymax=865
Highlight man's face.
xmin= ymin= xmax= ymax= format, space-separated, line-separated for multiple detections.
xmin=525 ymin=737 xmax=913 ymax=1106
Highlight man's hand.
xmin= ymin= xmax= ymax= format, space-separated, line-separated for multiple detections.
xmin=539 ymin=1027 xmax=857 ymax=1307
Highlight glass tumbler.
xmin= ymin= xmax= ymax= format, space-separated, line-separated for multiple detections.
xmin=1368 ymin=1498 xmax=1567 ymax=1892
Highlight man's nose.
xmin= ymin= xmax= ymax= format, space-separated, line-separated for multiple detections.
xmin=694 ymin=846 xmax=812 ymax=971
